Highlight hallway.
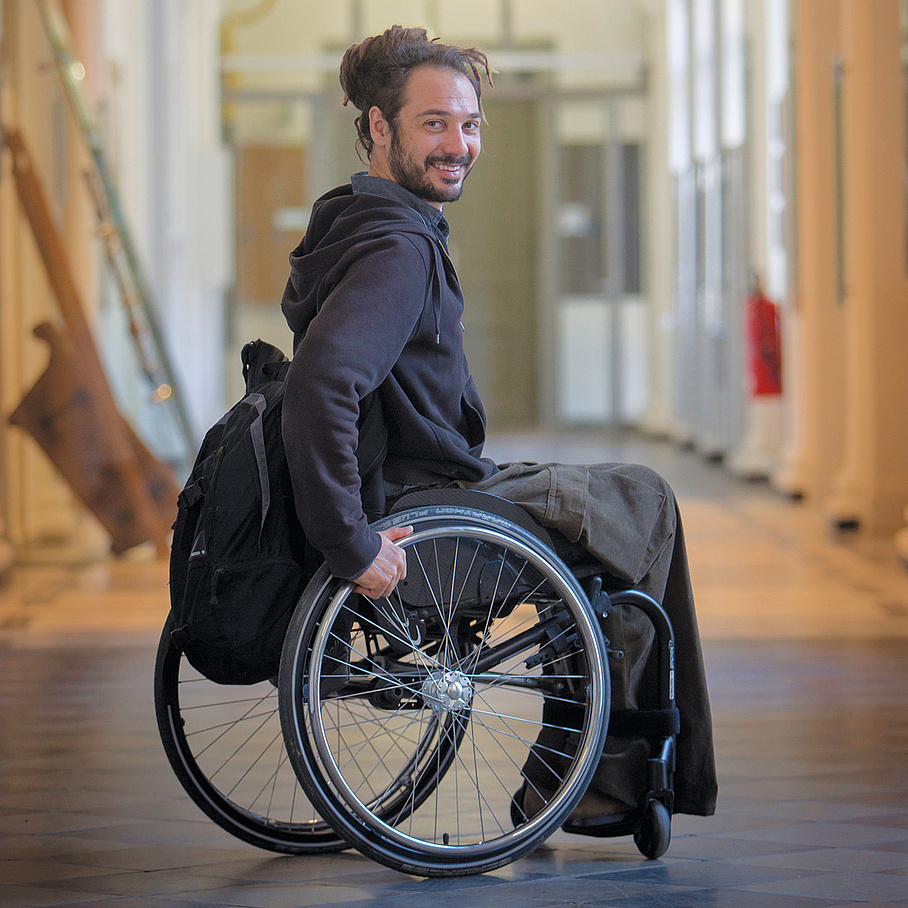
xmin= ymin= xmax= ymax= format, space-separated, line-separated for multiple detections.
xmin=2 ymin=432 xmax=908 ymax=907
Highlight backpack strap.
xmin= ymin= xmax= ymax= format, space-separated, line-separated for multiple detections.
xmin=244 ymin=392 xmax=270 ymax=537
xmin=262 ymin=359 xmax=290 ymax=382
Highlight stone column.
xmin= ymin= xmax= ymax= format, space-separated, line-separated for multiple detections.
xmin=774 ymin=0 xmax=845 ymax=500
xmin=825 ymin=0 xmax=908 ymax=532
xmin=640 ymin=0 xmax=675 ymax=438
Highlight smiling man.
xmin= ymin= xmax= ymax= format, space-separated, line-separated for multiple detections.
xmin=281 ymin=27 xmax=495 ymax=600
xmin=281 ymin=26 xmax=716 ymax=828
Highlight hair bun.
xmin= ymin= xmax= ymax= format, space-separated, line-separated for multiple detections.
xmin=340 ymin=26 xmax=432 ymax=112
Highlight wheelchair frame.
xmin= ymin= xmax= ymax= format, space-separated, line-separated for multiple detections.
xmin=154 ymin=487 xmax=677 ymax=876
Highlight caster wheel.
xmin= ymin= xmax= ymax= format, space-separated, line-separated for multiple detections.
xmin=634 ymin=799 xmax=671 ymax=859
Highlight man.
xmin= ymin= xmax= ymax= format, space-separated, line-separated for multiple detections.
xmin=281 ymin=26 xmax=716 ymax=822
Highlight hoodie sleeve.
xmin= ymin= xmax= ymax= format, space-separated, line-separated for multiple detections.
xmin=282 ymin=232 xmax=432 ymax=579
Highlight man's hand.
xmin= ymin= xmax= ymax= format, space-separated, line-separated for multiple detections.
xmin=351 ymin=525 xmax=414 ymax=599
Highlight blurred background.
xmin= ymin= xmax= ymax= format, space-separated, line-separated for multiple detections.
xmin=1 ymin=0 xmax=907 ymax=569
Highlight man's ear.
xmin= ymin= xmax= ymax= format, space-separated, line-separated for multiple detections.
xmin=369 ymin=106 xmax=392 ymax=149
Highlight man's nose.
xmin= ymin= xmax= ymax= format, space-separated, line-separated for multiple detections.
xmin=442 ymin=128 xmax=470 ymax=157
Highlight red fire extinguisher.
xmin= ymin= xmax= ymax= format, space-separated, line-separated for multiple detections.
xmin=745 ymin=274 xmax=783 ymax=397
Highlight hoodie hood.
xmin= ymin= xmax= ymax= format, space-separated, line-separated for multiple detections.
xmin=282 ymin=184 xmax=445 ymax=343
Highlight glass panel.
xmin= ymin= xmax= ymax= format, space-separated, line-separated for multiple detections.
xmin=558 ymin=143 xmax=604 ymax=296
xmin=720 ymin=0 xmax=746 ymax=149
xmin=668 ymin=0 xmax=692 ymax=173
xmin=692 ymin=0 xmax=717 ymax=160
xmin=622 ymin=143 xmax=642 ymax=295
xmin=765 ymin=0 xmax=791 ymax=301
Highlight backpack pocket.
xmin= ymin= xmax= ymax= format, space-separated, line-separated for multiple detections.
xmin=178 ymin=556 xmax=306 ymax=685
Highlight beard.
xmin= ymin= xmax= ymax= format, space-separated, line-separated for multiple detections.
xmin=387 ymin=132 xmax=473 ymax=204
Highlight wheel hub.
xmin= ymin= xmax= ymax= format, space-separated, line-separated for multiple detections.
xmin=421 ymin=669 xmax=473 ymax=715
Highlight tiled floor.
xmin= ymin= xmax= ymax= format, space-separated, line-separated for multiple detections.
xmin=2 ymin=430 xmax=908 ymax=907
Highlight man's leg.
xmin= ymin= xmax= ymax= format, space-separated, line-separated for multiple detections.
xmin=466 ymin=462 xmax=717 ymax=818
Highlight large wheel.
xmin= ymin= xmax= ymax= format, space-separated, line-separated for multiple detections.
xmin=279 ymin=506 xmax=610 ymax=877
xmin=154 ymin=616 xmax=344 ymax=853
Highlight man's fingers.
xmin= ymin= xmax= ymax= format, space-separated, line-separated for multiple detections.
xmin=378 ymin=526 xmax=411 ymax=582
xmin=387 ymin=526 xmax=410 ymax=579
xmin=352 ymin=528 xmax=411 ymax=598
xmin=384 ymin=524 xmax=413 ymax=542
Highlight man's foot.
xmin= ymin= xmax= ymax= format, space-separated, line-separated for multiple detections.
xmin=514 ymin=781 xmax=631 ymax=825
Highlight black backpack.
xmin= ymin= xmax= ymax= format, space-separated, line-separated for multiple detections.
xmin=169 ymin=338 xmax=385 ymax=685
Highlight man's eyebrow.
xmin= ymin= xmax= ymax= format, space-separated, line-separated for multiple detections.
xmin=416 ymin=108 xmax=482 ymax=119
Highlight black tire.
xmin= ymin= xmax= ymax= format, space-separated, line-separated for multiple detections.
xmin=634 ymin=799 xmax=672 ymax=860
xmin=154 ymin=615 xmax=344 ymax=853
xmin=279 ymin=506 xmax=610 ymax=876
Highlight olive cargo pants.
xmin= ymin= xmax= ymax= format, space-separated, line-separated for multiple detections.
xmin=464 ymin=462 xmax=717 ymax=817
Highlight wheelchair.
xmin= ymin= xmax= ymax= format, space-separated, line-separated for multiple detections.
xmin=155 ymin=487 xmax=677 ymax=877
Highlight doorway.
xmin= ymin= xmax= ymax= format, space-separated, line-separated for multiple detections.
xmin=227 ymin=84 xmax=647 ymax=432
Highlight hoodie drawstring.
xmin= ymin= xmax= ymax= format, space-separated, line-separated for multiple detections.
xmin=432 ymin=240 xmax=458 ymax=345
